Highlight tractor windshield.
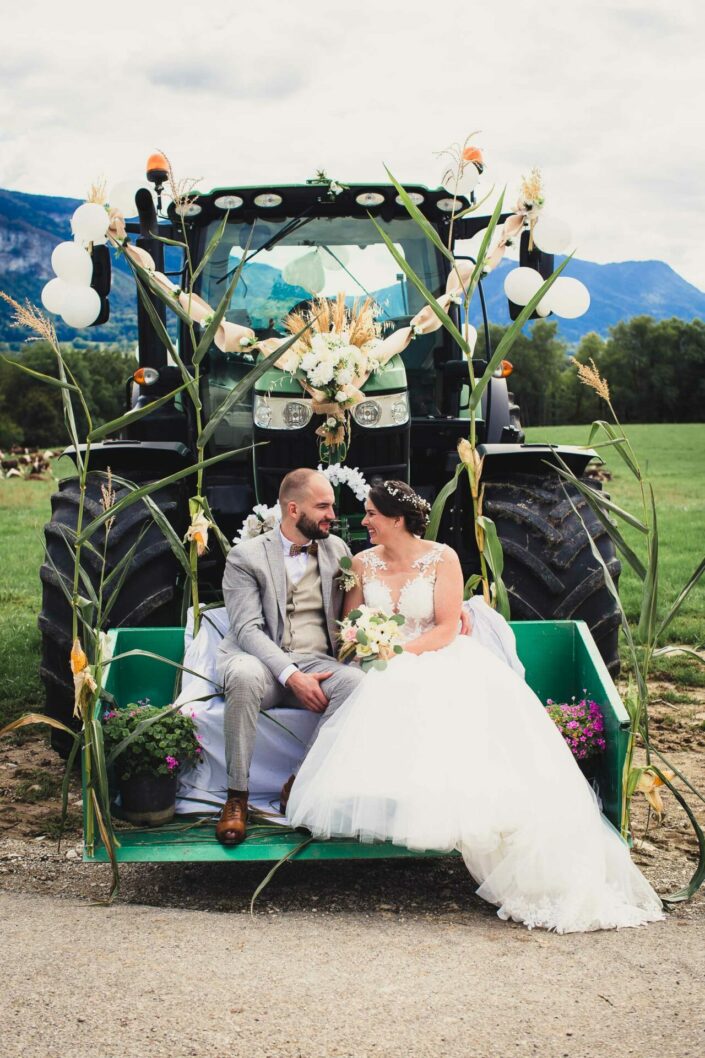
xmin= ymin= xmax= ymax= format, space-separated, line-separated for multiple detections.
xmin=199 ymin=215 xmax=446 ymax=340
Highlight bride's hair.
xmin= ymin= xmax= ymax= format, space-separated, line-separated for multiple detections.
xmin=368 ymin=480 xmax=431 ymax=536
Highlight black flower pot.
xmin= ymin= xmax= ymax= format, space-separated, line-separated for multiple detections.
xmin=118 ymin=771 xmax=177 ymax=826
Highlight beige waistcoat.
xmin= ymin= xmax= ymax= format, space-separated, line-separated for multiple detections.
xmin=281 ymin=559 xmax=330 ymax=656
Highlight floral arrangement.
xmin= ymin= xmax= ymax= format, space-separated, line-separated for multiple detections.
xmin=338 ymin=605 xmax=405 ymax=672
xmin=546 ymin=697 xmax=607 ymax=762
xmin=336 ymin=556 xmax=359 ymax=592
xmin=102 ymin=704 xmax=202 ymax=781
xmin=278 ymin=295 xmax=383 ymax=461
xmin=233 ymin=465 xmax=369 ymax=544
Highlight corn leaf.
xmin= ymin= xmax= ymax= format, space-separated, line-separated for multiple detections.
xmin=1 ymin=356 xmax=80 ymax=392
xmin=0 ymin=713 xmax=79 ymax=740
xmin=192 ymin=257 xmax=246 ymax=366
xmin=455 ymin=184 xmax=496 ymax=218
xmin=101 ymin=524 xmax=153 ymax=625
xmin=469 ymin=255 xmax=572 ymax=412
xmin=656 ymin=768 xmax=705 ymax=903
xmin=655 ymin=556 xmax=705 ymax=642
xmin=370 ymin=220 xmax=471 ymax=356
xmin=476 ymin=515 xmax=511 ymax=618
xmin=104 ymin=648 xmax=220 ymax=687
xmin=384 ymin=166 xmax=454 ymax=262
xmin=653 ymin=645 xmax=705 ymax=666
xmin=132 ymin=275 xmax=198 ymax=408
xmin=197 ymin=319 xmax=318 ymax=449
xmin=76 ymin=447 xmax=249 ymax=543
xmin=587 ymin=420 xmax=640 ymax=479
xmin=88 ymin=382 xmax=189 ymax=442
xmin=190 ymin=211 xmax=229 ymax=286
xmin=90 ymin=787 xmax=120 ymax=903
xmin=250 ymin=834 xmax=315 ymax=914
xmin=637 ymin=484 xmax=659 ymax=644
xmin=425 ymin=461 xmax=463 ymax=541
xmin=466 ymin=191 xmax=506 ymax=298
xmin=551 ymin=462 xmax=649 ymax=534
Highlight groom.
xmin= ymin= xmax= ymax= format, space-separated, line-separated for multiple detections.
xmin=214 ymin=467 xmax=364 ymax=845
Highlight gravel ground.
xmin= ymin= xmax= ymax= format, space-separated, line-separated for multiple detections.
xmin=2 ymin=689 xmax=704 ymax=1058
xmin=2 ymin=888 xmax=704 ymax=1058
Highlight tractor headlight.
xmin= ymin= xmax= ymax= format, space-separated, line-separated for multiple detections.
xmin=353 ymin=400 xmax=381 ymax=426
xmin=254 ymin=398 xmax=272 ymax=428
xmin=253 ymin=394 xmax=313 ymax=430
xmin=282 ymin=401 xmax=313 ymax=429
xmin=351 ymin=391 xmax=409 ymax=428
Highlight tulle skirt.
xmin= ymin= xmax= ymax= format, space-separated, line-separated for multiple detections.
xmin=287 ymin=637 xmax=664 ymax=933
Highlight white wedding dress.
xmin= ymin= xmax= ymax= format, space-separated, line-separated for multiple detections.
xmin=287 ymin=544 xmax=664 ymax=933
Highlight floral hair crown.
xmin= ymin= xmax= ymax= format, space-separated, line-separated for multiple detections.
xmin=382 ymin=482 xmax=431 ymax=515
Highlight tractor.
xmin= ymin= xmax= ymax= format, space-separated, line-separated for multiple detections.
xmin=39 ymin=170 xmax=621 ymax=740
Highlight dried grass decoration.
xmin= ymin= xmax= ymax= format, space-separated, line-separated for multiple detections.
xmin=257 ymin=294 xmax=388 ymax=463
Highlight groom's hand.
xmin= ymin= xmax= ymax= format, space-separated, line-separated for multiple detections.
xmin=286 ymin=670 xmax=333 ymax=713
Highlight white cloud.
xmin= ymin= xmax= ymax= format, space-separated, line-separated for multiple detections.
xmin=2 ymin=0 xmax=704 ymax=287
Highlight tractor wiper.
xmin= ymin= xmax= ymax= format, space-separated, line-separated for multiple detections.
xmin=317 ymin=246 xmax=393 ymax=321
xmin=216 ymin=208 xmax=316 ymax=285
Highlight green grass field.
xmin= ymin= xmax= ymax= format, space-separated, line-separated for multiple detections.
xmin=0 ymin=424 xmax=703 ymax=728
xmin=524 ymin=423 xmax=705 ymax=647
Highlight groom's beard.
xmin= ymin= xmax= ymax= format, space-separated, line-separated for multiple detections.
xmin=296 ymin=512 xmax=333 ymax=540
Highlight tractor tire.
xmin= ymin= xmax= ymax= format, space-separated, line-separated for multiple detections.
xmin=482 ymin=472 xmax=622 ymax=674
xmin=38 ymin=477 xmax=188 ymax=753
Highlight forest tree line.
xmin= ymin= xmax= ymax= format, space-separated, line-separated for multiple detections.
xmin=1 ymin=314 xmax=703 ymax=447
xmin=478 ymin=315 xmax=705 ymax=427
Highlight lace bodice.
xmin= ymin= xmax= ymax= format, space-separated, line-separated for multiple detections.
xmin=359 ymin=543 xmax=445 ymax=641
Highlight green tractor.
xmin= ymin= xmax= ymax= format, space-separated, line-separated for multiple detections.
xmin=39 ymin=176 xmax=620 ymax=738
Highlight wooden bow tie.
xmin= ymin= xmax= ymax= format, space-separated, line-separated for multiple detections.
xmin=289 ymin=540 xmax=318 ymax=557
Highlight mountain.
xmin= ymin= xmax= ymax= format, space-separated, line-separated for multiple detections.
xmin=468 ymin=257 xmax=705 ymax=344
xmin=1 ymin=187 xmax=703 ymax=346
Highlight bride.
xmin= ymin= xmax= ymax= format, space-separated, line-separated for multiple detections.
xmin=287 ymin=479 xmax=664 ymax=933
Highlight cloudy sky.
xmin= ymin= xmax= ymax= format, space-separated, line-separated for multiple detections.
xmin=3 ymin=0 xmax=704 ymax=288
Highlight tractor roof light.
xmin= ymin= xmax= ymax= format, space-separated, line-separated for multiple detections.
xmin=214 ymin=195 xmax=244 ymax=210
xmin=146 ymin=152 xmax=169 ymax=187
xmin=355 ymin=192 xmax=385 ymax=207
xmin=134 ymin=367 xmax=160 ymax=386
xmin=175 ymin=202 xmax=202 ymax=217
xmin=437 ymin=197 xmax=466 ymax=213
xmin=253 ymin=193 xmax=283 ymax=208
xmin=395 ymin=192 xmax=424 ymax=206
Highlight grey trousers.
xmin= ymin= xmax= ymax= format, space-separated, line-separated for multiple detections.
xmin=220 ymin=651 xmax=364 ymax=790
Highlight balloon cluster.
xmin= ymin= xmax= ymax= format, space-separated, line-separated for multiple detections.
xmin=503 ymin=213 xmax=590 ymax=320
xmin=40 ymin=181 xmax=143 ymax=329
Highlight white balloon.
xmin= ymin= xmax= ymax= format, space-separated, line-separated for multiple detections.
xmin=549 ymin=277 xmax=590 ymax=319
xmin=504 ymin=267 xmax=544 ymax=306
xmin=533 ymin=214 xmax=572 ymax=255
xmin=41 ymin=277 xmax=70 ymax=315
xmin=321 ymin=246 xmax=350 ymax=271
xmin=108 ymin=180 xmax=142 ymax=218
xmin=282 ymin=251 xmax=325 ymax=294
xmin=71 ymin=203 xmax=109 ymax=245
xmin=60 ymin=286 xmax=101 ymax=328
xmin=51 ymin=241 xmax=93 ymax=285
xmin=442 ymin=164 xmax=481 ymax=196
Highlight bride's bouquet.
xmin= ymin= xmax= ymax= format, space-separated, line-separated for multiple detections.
xmin=337 ymin=606 xmax=405 ymax=672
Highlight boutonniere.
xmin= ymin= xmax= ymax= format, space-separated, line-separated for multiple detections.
xmin=336 ymin=556 xmax=359 ymax=592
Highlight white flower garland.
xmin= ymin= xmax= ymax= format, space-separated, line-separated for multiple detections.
xmin=233 ymin=465 xmax=369 ymax=544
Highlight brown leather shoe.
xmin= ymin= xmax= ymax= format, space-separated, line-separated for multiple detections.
xmin=215 ymin=790 xmax=248 ymax=845
xmin=280 ymin=773 xmax=296 ymax=815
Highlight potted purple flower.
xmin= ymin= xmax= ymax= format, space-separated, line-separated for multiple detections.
xmin=546 ymin=697 xmax=607 ymax=775
xmin=102 ymin=703 xmax=202 ymax=826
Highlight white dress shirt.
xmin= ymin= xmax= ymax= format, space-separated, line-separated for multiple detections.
xmin=277 ymin=528 xmax=316 ymax=686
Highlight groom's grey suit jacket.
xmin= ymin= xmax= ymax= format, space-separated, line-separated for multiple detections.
xmin=217 ymin=529 xmax=352 ymax=683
